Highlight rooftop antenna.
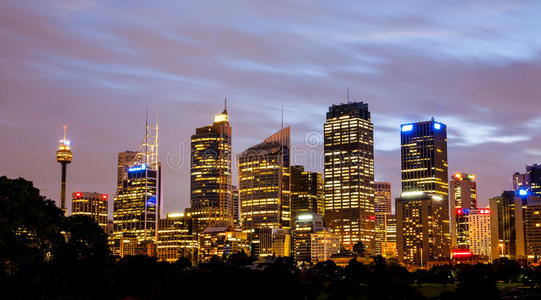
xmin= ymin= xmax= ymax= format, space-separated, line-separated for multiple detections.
xmin=347 ymin=87 xmax=350 ymax=103
xmin=224 ymin=97 xmax=228 ymax=113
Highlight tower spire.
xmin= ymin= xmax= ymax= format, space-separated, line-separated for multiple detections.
xmin=223 ymin=97 xmax=228 ymax=114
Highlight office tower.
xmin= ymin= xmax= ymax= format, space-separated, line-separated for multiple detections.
xmin=190 ymin=103 xmax=232 ymax=233
xmin=232 ymin=185 xmax=239 ymax=226
xmin=396 ymin=192 xmax=448 ymax=266
xmin=113 ymin=118 xmax=161 ymax=255
xmin=450 ymin=173 xmax=477 ymax=248
xmin=311 ymin=230 xmax=341 ymax=264
xmin=293 ymin=213 xmax=324 ymax=264
xmin=468 ymin=208 xmax=492 ymax=259
xmin=324 ymin=102 xmax=375 ymax=252
xmin=117 ymin=151 xmax=137 ymax=190
xmin=290 ymin=165 xmax=324 ymax=226
xmin=157 ymin=212 xmax=198 ymax=263
xmin=519 ymin=195 xmax=541 ymax=260
xmin=513 ymin=164 xmax=541 ymax=197
xmin=489 ymin=191 xmax=524 ymax=259
xmin=374 ymin=182 xmax=392 ymax=255
xmin=238 ymin=127 xmax=291 ymax=256
xmin=199 ymin=225 xmax=250 ymax=262
xmin=56 ymin=126 xmax=72 ymax=215
xmin=399 ymin=119 xmax=450 ymax=261
xmin=71 ymin=192 xmax=108 ymax=231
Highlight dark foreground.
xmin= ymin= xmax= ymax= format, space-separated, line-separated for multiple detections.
xmin=2 ymin=176 xmax=541 ymax=299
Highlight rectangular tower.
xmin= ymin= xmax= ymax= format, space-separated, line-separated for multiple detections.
xmin=324 ymin=102 xmax=375 ymax=252
xmin=489 ymin=191 xmax=524 ymax=259
xmin=71 ymin=191 xmax=108 ymax=231
xmin=449 ymin=173 xmax=477 ymax=249
xmin=190 ymin=107 xmax=232 ymax=233
xmin=374 ymin=182 xmax=392 ymax=256
xmin=468 ymin=208 xmax=492 ymax=259
xmin=400 ymin=119 xmax=450 ymax=260
xmin=290 ymin=165 xmax=324 ymax=225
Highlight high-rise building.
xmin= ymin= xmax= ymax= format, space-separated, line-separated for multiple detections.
xmin=323 ymin=102 xmax=375 ymax=252
xmin=519 ymin=195 xmax=541 ymax=260
xmin=293 ymin=213 xmax=324 ymax=264
xmin=374 ymin=182 xmax=392 ymax=256
xmin=71 ymin=192 xmax=108 ymax=231
xmin=56 ymin=126 xmax=72 ymax=215
xmin=190 ymin=103 xmax=232 ymax=233
xmin=399 ymin=119 xmax=450 ymax=262
xmin=468 ymin=208 xmax=492 ymax=259
xmin=157 ymin=212 xmax=198 ymax=264
xmin=513 ymin=164 xmax=541 ymax=197
xmin=239 ymin=127 xmax=291 ymax=231
xmin=290 ymin=165 xmax=324 ymax=226
xmin=489 ymin=191 xmax=524 ymax=259
xmin=113 ymin=119 xmax=161 ymax=256
xmin=396 ymin=192 xmax=449 ymax=266
xmin=449 ymin=173 xmax=477 ymax=248
xmin=381 ymin=214 xmax=397 ymax=258
xmin=311 ymin=230 xmax=341 ymax=264
xmin=238 ymin=127 xmax=291 ymax=256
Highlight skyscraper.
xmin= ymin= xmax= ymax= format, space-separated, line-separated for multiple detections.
xmin=113 ymin=118 xmax=161 ymax=255
xmin=468 ymin=208 xmax=492 ymax=259
xmin=449 ymin=173 xmax=477 ymax=248
xmin=293 ymin=213 xmax=324 ymax=264
xmin=190 ymin=103 xmax=232 ymax=233
xmin=238 ymin=127 xmax=291 ymax=257
xmin=71 ymin=191 xmax=108 ymax=231
xmin=489 ymin=191 xmax=524 ymax=259
xmin=290 ymin=165 xmax=324 ymax=225
xmin=117 ymin=151 xmax=137 ymax=190
xmin=324 ymin=102 xmax=375 ymax=252
xmin=157 ymin=212 xmax=197 ymax=264
xmin=397 ymin=119 xmax=450 ymax=264
xmin=521 ymin=195 xmax=541 ymax=260
xmin=374 ymin=182 xmax=392 ymax=256
xmin=56 ymin=126 xmax=72 ymax=215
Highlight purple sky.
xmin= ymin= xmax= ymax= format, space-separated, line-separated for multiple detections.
xmin=1 ymin=0 xmax=541 ymax=214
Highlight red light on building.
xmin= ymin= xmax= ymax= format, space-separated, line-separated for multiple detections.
xmin=456 ymin=208 xmax=463 ymax=215
xmin=452 ymin=249 xmax=473 ymax=257
xmin=101 ymin=194 xmax=108 ymax=200
xmin=454 ymin=173 xmax=463 ymax=180
xmin=75 ymin=192 xmax=82 ymax=198
xmin=478 ymin=208 xmax=491 ymax=215
xmin=369 ymin=215 xmax=375 ymax=221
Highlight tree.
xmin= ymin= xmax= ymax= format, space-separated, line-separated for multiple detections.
xmin=352 ymin=242 xmax=366 ymax=257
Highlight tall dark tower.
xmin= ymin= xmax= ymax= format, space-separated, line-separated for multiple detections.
xmin=324 ymin=102 xmax=375 ymax=253
xmin=397 ymin=118 xmax=450 ymax=265
xmin=56 ymin=125 xmax=72 ymax=215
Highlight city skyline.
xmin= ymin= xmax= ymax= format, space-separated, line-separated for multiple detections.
xmin=2 ymin=1 xmax=541 ymax=216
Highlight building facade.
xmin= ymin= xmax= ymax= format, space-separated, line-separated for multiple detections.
xmin=290 ymin=165 xmax=324 ymax=225
xmin=521 ymin=195 xmax=541 ymax=260
xmin=450 ymin=173 xmax=477 ymax=249
xmin=293 ymin=213 xmax=324 ymax=264
xmin=513 ymin=164 xmax=541 ymax=197
xmin=468 ymin=208 xmax=492 ymax=259
xmin=396 ymin=192 xmax=449 ymax=266
xmin=71 ymin=191 xmax=108 ymax=231
xmin=323 ymin=102 xmax=375 ymax=252
xmin=489 ymin=191 xmax=524 ymax=259
xmin=238 ymin=127 xmax=291 ymax=257
xmin=199 ymin=225 xmax=250 ymax=262
xmin=311 ymin=230 xmax=341 ymax=264
xmin=190 ymin=107 xmax=232 ymax=233
xmin=157 ymin=212 xmax=198 ymax=263
xmin=374 ymin=182 xmax=392 ymax=256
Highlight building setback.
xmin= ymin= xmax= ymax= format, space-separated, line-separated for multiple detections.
xmin=324 ymin=102 xmax=375 ymax=253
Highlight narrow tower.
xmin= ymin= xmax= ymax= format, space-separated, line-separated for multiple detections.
xmin=56 ymin=125 xmax=72 ymax=215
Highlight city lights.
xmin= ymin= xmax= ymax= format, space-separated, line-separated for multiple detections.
xmin=401 ymin=124 xmax=413 ymax=132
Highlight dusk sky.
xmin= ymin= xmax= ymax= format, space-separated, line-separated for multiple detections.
xmin=1 ymin=0 xmax=541 ymax=214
